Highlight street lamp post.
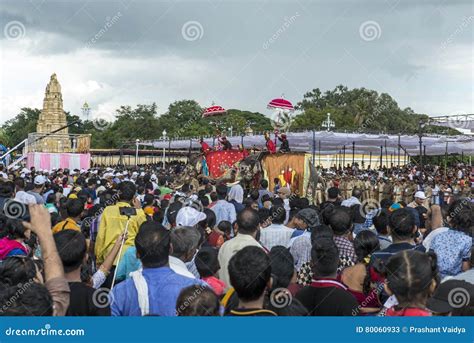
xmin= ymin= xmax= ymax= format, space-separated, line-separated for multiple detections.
xmin=162 ymin=130 xmax=167 ymax=169
xmin=135 ymin=139 xmax=140 ymax=167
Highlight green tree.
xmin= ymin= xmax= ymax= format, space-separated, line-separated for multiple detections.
xmin=2 ymin=108 xmax=40 ymax=146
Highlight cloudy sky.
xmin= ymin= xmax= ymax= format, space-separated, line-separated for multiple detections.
xmin=0 ymin=0 xmax=472 ymax=124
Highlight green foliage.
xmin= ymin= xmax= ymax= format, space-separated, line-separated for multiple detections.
xmin=2 ymin=108 xmax=40 ymax=146
xmin=1 ymin=86 xmax=461 ymax=149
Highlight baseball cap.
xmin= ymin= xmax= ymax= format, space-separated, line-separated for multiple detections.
xmin=414 ymin=191 xmax=426 ymax=200
xmin=427 ymin=280 xmax=474 ymax=314
xmin=176 ymin=206 xmax=206 ymax=227
xmin=34 ymin=175 xmax=46 ymax=185
xmin=296 ymin=208 xmax=320 ymax=228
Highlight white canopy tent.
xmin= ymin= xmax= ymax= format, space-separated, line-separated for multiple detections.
xmin=141 ymin=131 xmax=474 ymax=156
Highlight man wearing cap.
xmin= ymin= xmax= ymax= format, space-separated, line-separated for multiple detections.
xmin=288 ymin=208 xmax=320 ymax=270
xmin=427 ymin=280 xmax=474 ymax=315
xmin=14 ymin=177 xmax=36 ymax=205
xmin=408 ymin=191 xmax=429 ymax=210
xmin=27 ymin=175 xmax=46 ymax=205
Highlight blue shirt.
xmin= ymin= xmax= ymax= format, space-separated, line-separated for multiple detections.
xmin=430 ymin=229 xmax=472 ymax=279
xmin=111 ymin=266 xmax=204 ymax=316
xmin=211 ymin=200 xmax=236 ymax=226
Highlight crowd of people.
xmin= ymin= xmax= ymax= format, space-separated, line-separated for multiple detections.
xmin=0 ymin=160 xmax=472 ymax=317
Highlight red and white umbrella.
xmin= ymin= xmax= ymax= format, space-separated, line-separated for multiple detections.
xmin=202 ymin=104 xmax=227 ymax=118
xmin=267 ymin=98 xmax=294 ymax=112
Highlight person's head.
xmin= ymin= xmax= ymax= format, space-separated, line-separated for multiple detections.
xmin=311 ymin=237 xmax=339 ymax=278
xmin=295 ymin=208 xmax=320 ymax=230
xmin=384 ymin=251 xmax=438 ymax=308
xmin=388 ymin=208 xmax=417 ymax=241
xmin=273 ymin=178 xmax=280 ymax=185
xmin=414 ymin=191 xmax=426 ymax=206
xmin=65 ymin=198 xmax=84 ymax=219
xmin=217 ymin=220 xmax=232 ymax=239
xmin=249 ymin=189 xmax=259 ymax=201
xmin=46 ymin=193 xmax=56 ymax=205
xmin=328 ymin=207 xmax=352 ymax=236
xmin=0 ymin=256 xmax=39 ymax=286
xmin=228 ymin=246 xmax=271 ymax=303
xmin=269 ymin=246 xmax=295 ymax=289
xmin=427 ymin=280 xmax=474 ymax=316
xmin=310 ymin=224 xmax=334 ymax=245
xmin=373 ymin=211 xmax=389 ymax=235
xmin=236 ymin=208 xmax=260 ymax=235
xmin=270 ymin=205 xmax=286 ymax=225
xmin=260 ymin=179 xmax=269 ymax=190
xmin=143 ymin=194 xmax=154 ymax=206
xmin=277 ymin=187 xmax=291 ymax=199
xmin=209 ymin=192 xmax=218 ymax=202
xmin=327 ymin=187 xmax=340 ymax=200
xmin=447 ymin=198 xmax=473 ymax=234
xmin=14 ymin=177 xmax=26 ymax=191
xmin=354 ymin=230 xmax=380 ymax=263
xmin=118 ymin=181 xmax=136 ymax=202
xmin=195 ymin=247 xmax=219 ymax=278
xmin=3 ymin=218 xmax=30 ymax=241
xmin=176 ymin=285 xmax=220 ymax=316
xmin=352 ymin=188 xmax=363 ymax=199
xmin=170 ymin=227 xmax=201 ymax=262
xmin=53 ymin=230 xmax=87 ymax=273
xmin=135 ymin=221 xmax=171 ymax=268
xmin=216 ymin=184 xmax=227 ymax=200
xmin=166 ymin=202 xmax=183 ymax=228
xmin=0 ymin=282 xmax=53 ymax=316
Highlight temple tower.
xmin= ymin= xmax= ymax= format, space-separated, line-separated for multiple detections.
xmin=36 ymin=73 xmax=69 ymax=152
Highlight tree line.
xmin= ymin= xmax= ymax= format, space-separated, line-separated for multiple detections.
xmin=1 ymin=85 xmax=455 ymax=149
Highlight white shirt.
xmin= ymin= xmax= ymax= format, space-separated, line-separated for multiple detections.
xmin=422 ymin=226 xmax=450 ymax=251
xmin=14 ymin=190 xmax=36 ymax=205
xmin=218 ymin=233 xmax=262 ymax=290
xmin=260 ymin=224 xmax=295 ymax=251
xmin=341 ymin=196 xmax=361 ymax=207
xmin=169 ymin=256 xmax=195 ymax=279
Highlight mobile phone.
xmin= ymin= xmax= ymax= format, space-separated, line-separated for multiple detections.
xmin=119 ymin=207 xmax=137 ymax=217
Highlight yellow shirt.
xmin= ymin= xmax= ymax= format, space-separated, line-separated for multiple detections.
xmin=94 ymin=202 xmax=146 ymax=265
xmin=52 ymin=218 xmax=80 ymax=234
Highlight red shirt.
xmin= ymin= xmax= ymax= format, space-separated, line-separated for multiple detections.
xmin=202 ymin=276 xmax=226 ymax=296
xmin=386 ymin=307 xmax=431 ymax=316
xmin=266 ymin=139 xmax=276 ymax=154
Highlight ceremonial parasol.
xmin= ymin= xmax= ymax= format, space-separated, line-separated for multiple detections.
xmin=267 ymin=97 xmax=295 ymax=112
xmin=202 ymin=103 xmax=227 ymax=117
xmin=267 ymin=96 xmax=295 ymax=141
